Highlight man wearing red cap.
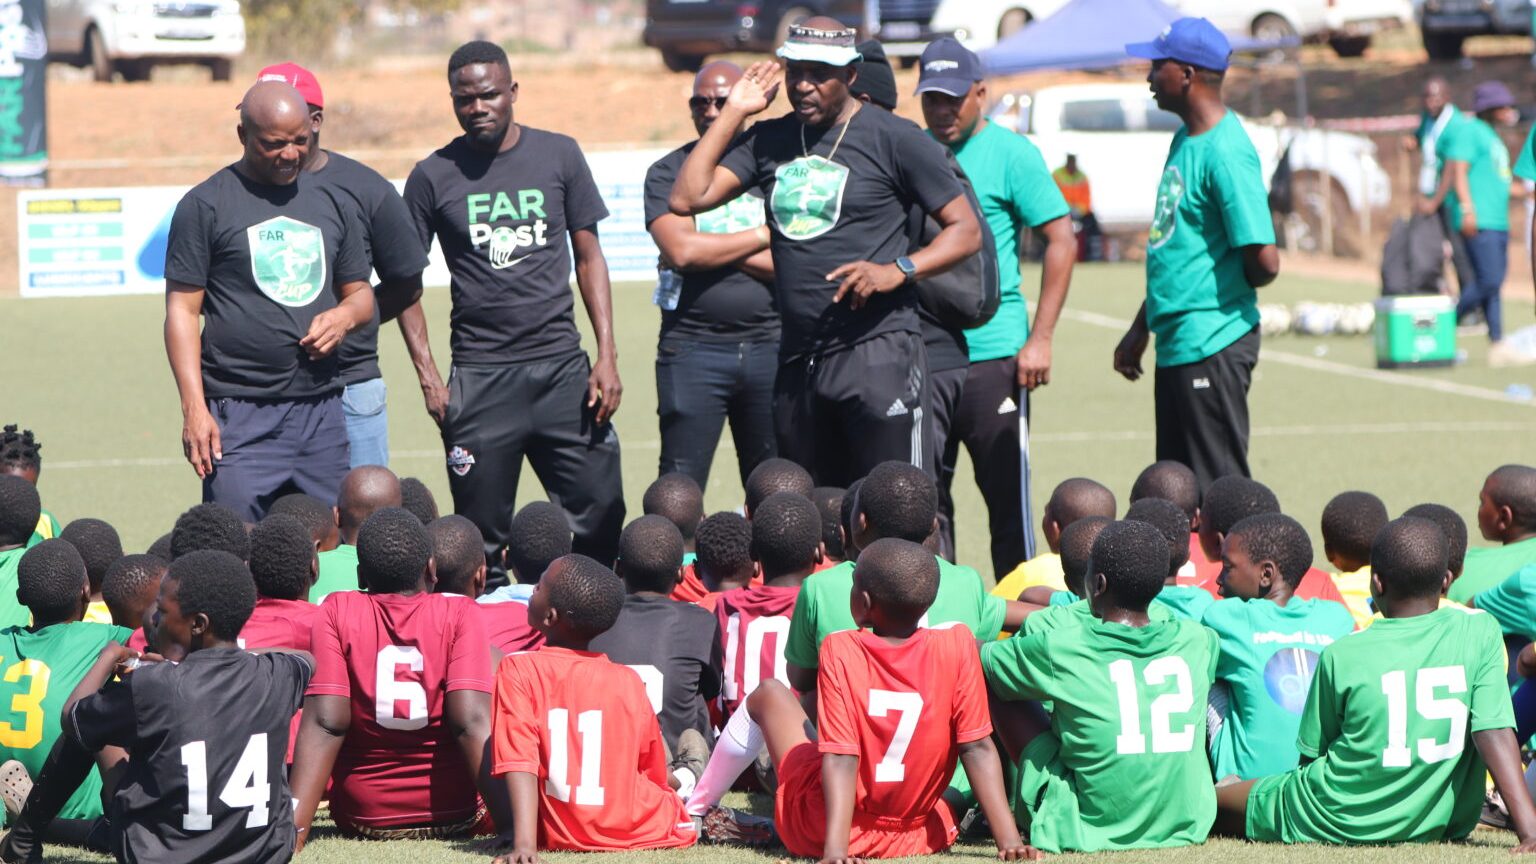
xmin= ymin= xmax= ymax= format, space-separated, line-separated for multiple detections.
xmin=254 ymin=62 xmax=430 ymax=468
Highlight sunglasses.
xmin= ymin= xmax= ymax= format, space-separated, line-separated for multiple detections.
xmin=689 ymin=96 xmax=728 ymax=112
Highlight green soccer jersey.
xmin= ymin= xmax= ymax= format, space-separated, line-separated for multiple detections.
xmin=944 ymin=121 xmax=1071 ymax=363
xmin=1145 ymin=111 xmax=1274 ymax=368
xmin=1450 ymin=536 xmax=1536 ymax=604
xmin=311 ymin=544 xmax=358 ymax=603
xmin=1024 ymin=597 xmax=1170 ymax=637
xmin=0 ymin=621 xmax=132 ymax=823
xmin=983 ymin=617 xmax=1218 ymax=852
xmin=1441 ymin=117 xmax=1512 ymax=232
xmin=784 ymin=557 xmax=1006 ymax=669
xmin=1469 ymin=564 xmax=1536 ymax=639
xmin=0 ymin=550 xmax=28 ymax=632
xmin=1202 ymin=597 xmax=1356 ymax=781
xmin=1152 ymin=584 xmax=1214 ymax=621
xmin=1245 ymin=607 xmax=1512 ymax=845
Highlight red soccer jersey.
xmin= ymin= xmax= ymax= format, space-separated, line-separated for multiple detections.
xmin=779 ymin=625 xmax=990 ymax=858
xmin=490 ymin=647 xmax=696 ymax=852
xmin=714 ymin=584 xmax=799 ymax=716
xmin=1196 ymin=566 xmax=1348 ymax=606
xmin=240 ymin=597 xmax=318 ymax=652
xmin=307 ymin=591 xmax=492 ymax=830
xmin=670 ymin=566 xmax=710 ymax=604
xmin=477 ymin=601 xmax=543 ymax=654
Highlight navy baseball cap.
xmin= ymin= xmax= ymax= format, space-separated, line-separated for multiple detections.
xmin=915 ymin=37 xmax=983 ymax=98
xmin=1126 ymin=17 xmax=1232 ymax=72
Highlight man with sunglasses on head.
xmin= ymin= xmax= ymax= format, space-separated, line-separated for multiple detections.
xmin=643 ymin=61 xmax=779 ymax=490
xmin=671 ymin=18 xmax=982 ymax=488
xmin=1113 ymin=19 xmax=1278 ymax=493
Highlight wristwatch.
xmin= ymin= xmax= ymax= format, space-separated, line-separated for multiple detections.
xmin=895 ymin=256 xmax=918 ymax=284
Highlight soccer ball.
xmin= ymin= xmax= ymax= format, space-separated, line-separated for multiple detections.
xmin=1259 ymin=304 xmax=1293 ymax=337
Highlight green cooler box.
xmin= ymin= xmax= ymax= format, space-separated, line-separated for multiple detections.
xmin=1374 ymin=295 xmax=1455 ymax=368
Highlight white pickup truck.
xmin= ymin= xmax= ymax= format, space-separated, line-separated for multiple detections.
xmin=990 ymin=83 xmax=1392 ymax=256
xmin=46 ymin=0 xmax=245 ymax=82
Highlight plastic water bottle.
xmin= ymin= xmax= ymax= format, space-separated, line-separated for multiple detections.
xmin=653 ymin=268 xmax=681 ymax=311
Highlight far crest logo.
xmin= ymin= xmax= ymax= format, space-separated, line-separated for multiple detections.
xmin=447 ymin=445 xmax=476 ymax=477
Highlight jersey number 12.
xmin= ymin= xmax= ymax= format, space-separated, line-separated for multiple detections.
xmin=1108 ymin=657 xmax=1196 ymax=755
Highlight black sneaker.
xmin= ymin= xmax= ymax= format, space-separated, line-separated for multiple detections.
xmin=699 ymin=806 xmax=778 ymax=847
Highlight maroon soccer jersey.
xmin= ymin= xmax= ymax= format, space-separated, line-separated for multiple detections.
xmin=240 ymin=597 xmax=318 ymax=652
xmin=307 ymin=591 xmax=493 ymax=830
xmin=714 ymin=584 xmax=799 ymax=716
xmin=477 ymin=601 xmax=543 ymax=654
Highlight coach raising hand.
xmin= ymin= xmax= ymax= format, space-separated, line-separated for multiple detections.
xmin=671 ymin=20 xmax=981 ymax=487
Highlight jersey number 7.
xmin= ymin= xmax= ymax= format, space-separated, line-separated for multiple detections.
xmin=868 ymin=689 xmax=923 ymax=783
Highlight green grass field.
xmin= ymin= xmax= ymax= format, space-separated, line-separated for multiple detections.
xmin=6 ymin=262 xmax=1536 ymax=862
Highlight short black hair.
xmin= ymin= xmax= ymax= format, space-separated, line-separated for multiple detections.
xmin=506 ymin=501 xmax=572 ymax=582
xmin=1372 ymin=516 xmax=1449 ymax=598
xmin=1229 ymin=513 xmax=1313 ymax=586
xmin=169 ymin=550 xmax=257 ymax=641
xmin=546 ymin=554 xmax=625 ymax=639
xmin=0 ymin=475 xmax=41 ymax=547
xmin=268 ymin=493 xmax=335 ymax=547
xmin=1059 ymin=516 xmax=1113 ymax=595
xmin=399 ymin=478 xmax=440 ymax=525
xmin=811 ymin=486 xmax=845 ymax=560
xmin=617 ymin=515 xmax=684 ymax=594
xmin=1124 ymin=498 xmax=1191 ymax=577
xmin=1131 ymin=461 xmax=1199 ymax=522
xmin=1202 ymin=476 xmax=1280 ymax=537
xmin=428 ymin=515 xmax=485 ymax=596
xmin=248 ymin=515 xmax=314 ymax=601
xmin=0 ymin=425 xmax=42 ymax=473
xmin=1047 ymin=478 xmax=1117 ymax=528
xmin=102 ymin=554 xmax=167 ymax=623
xmin=696 ymin=511 xmax=754 ymax=585
xmin=751 ymin=492 xmax=822 ymax=577
xmin=1404 ymin=503 xmax=1469 ymax=577
xmin=1488 ymin=465 xmax=1536 ymax=533
xmin=17 ymin=539 xmax=86 ymax=621
xmin=643 ymin=473 xmax=704 ymax=543
xmin=854 ymin=538 xmax=938 ymax=619
xmin=1091 ymin=520 xmax=1168 ymax=609
xmin=171 ymin=503 xmax=250 ymax=562
xmin=58 ymin=518 xmax=123 ymax=593
xmin=745 ymin=458 xmax=814 ymax=513
xmin=448 ymin=40 xmax=510 ymax=78
xmin=840 ymin=478 xmax=865 ymax=554
xmin=858 ymin=462 xmax=937 ymax=543
xmin=1321 ymin=491 xmax=1389 ymax=565
xmin=146 ymin=532 xmax=173 ymax=563
xmin=357 ymin=508 xmax=432 ymax=594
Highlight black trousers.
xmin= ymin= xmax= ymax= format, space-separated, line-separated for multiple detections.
xmin=773 ymin=330 xmax=929 ymax=488
xmin=1439 ymin=207 xmax=1476 ymax=295
xmin=1153 ymin=326 xmax=1260 ymax=493
xmin=937 ymin=356 xmax=1037 ymax=580
xmin=928 ymin=365 xmax=967 ymax=562
xmin=443 ymin=352 xmax=625 ymax=567
xmin=655 ymin=337 xmax=778 ymax=488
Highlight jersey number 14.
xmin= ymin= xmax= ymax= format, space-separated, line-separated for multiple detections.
xmin=181 ymin=734 xmax=272 ymax=831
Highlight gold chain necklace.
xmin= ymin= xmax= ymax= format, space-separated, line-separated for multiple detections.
xmin=800 ymin=103 xmax=860 ymax=162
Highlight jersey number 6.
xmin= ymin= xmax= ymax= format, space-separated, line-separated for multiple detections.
xmin=376 ymin=645 xmax=429 ymax=730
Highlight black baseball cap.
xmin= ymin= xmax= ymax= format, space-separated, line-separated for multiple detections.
xmin=915 ymin=37 xmax=983 ymax=98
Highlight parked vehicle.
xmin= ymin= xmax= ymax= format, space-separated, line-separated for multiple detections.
xmin=881 ymin=0 xmax=1069 ymax=63
xmin=1323 ymin=0 xmax=1413 ymax=57
xmin=1414 ymin=0 xmax=1531 ymax=60
xmin=1172 ymin=0 xmax=1409 ymax=56
xmin=989 ymin=83 xmax=1392 ymax=255
xmin=642 ymin=0 xmax=865 ymax=73
xmin=46 ymin=0 xmax=245 ymax=82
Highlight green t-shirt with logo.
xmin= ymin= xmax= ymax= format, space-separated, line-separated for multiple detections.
xmin=784 ymin=557 xmax=1007 ymax=669
xmin=1202 ymin=596 xmax=1356 ymax=781
xmin=1448 ymin=535 xmax=1536 ymax=604
xmin=0 ymin=621 xmax=132 ymax=823
xmin=945 ymin=121 xmax=1070 ymax=363
xmin=1145 ymin=111 xmax=1274 ymax=368
xmin=1441 ymin=117 xmax=1511 ymax=232
xmin=311 ymin=543 xmax=358 ymax=603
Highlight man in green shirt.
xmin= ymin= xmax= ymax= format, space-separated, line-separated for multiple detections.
xmin=1117 ymin=19 xmax=1279 ymax=492
xmin=1444 ymin=81 xmax=1516 ymax=343
xmin=917 ymin=37 xmax=1076 ymax=580
xmin=310 ymin=465 xmax=401 ymax=602
xmin=1449 ymin=464 xmax=1536 ymax=604
xmin=1409 ymin=76 xmax=1474 ymax=297
xmin=0 ymin=477 xmax=42 ymax=632
xmin=1216 ymin=517 xmax=1536 ymax=850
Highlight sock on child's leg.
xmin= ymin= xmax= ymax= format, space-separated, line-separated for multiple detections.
xmin=685 ymin=704 xmax=764 ymax=817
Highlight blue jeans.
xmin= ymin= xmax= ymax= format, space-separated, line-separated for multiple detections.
xmin=655 ymin=337 xmax=778 ymax=488
xmin=1459 ymin=229 xmax=1507 ymax=342
xmin=204 ymin=394 xmax=350 ymax=522
xmin=342 ymin=377 xmax=389 ymax=468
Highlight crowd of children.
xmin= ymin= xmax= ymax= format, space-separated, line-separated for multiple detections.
xmin=3 ymin=423 xmax=1536 ymax=861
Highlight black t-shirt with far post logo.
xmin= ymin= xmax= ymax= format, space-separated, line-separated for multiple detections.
xmin=643 ymin=142 xmax=780 ymax=343
xmin=403 ymin=127 xmax=610 ymax=365
xmin=164 ymin=165 xmax=371 ymax=401
xmin=718 ymin=105 xmax=963 ymax=360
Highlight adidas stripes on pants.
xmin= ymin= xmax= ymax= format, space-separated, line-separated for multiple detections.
xmin=772 ymin=330 xmax=929 ymax=488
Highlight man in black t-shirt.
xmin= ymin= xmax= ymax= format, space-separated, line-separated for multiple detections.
xmin=400 ymin=41 xmax=624 ymax=566
xmin=671 ymin=20 xmax=982 ymax=487
xmin=253 ymin=62 xmax=430 ymax=470
xmin=164 ymin=82 xmax=374 ymax=522
xmin=644 ymin=61 xmax=779 ymax=490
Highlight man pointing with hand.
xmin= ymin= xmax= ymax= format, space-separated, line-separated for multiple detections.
xmin=671 ymin=19 xmax=982 ymax=486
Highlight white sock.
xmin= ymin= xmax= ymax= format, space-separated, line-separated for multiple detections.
xmin=685 ymin=703 xmax=763 ymax=816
